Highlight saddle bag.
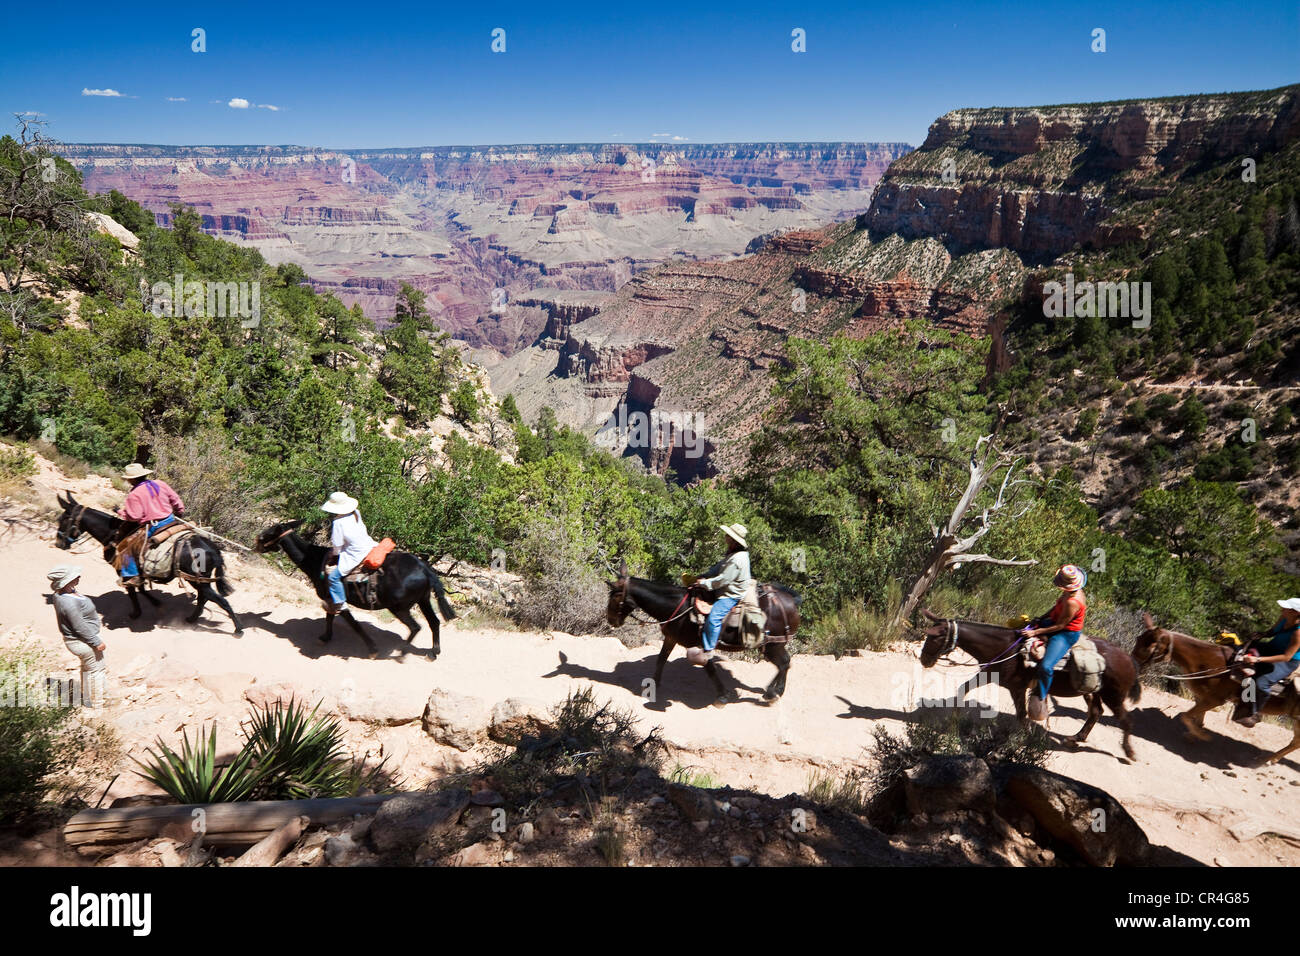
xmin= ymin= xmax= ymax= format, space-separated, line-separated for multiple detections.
xmin=362 ymin=537 xmax=395 ymax=570
xmin=1068 ymin=639 xmax=1106 ymax=694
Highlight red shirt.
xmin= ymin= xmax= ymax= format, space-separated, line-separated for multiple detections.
xmin=119 ymin=479 xmax=185 ymax=522
xmin=1052 ymin=591 xmax=1087 ymax=632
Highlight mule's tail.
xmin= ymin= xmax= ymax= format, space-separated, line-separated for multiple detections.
xmin=215 ymin=551 xmax=236 ymax=596
xmin=1126 ymin=658 xmax=1142 ymax=704
xmin=425 ymin=563 xmax=456 ymax=621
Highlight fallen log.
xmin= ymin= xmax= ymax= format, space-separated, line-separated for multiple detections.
xmin=231 ymin=815 xmax=309 ymax=867
xmin=64 ymin=794 xmax=401 ymax=849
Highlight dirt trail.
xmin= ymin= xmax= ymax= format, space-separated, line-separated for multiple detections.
xmin=3 ymin=474 xmax=1298 ymax=866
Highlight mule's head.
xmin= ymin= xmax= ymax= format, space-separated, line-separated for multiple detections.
xmin=606 ymin=559 xmax=630 ymax=627
xmin=916 ymin=607 xmax=954 ymax=668
xmin=53 ymin=492 xmax=81 ymax=550
xmin=1131 ymin=611 xmax=1172 ymax=670
xmin=254 ymin=519 xmax=303 ymax=553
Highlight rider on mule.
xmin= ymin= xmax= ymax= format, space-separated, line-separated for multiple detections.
xmin=115 ymin=463 xmax=186 ymax=586
xmin=320 ymin=492 xmax=378 ymax=612
xmin=1021 ymin=564 xmax=1088 ymax=722
xmin=1232 ymin=597 xmax=1300 ymax=727
xmin=681 ymin=523 xmax=753 ymax=659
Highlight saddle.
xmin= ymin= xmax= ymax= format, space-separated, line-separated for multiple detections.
xmin=341 ymin=567 xmax=382 ymax=610
xmin=112 ymin=519 xmax=200 ymax=584
xmin=1020 ymin=635 xmax=1106 ymax=694
xmin=691 ymin=583 xmax=767 ymax=650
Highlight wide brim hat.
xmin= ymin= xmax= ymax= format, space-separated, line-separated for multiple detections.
xmin=320 ymin=492 xmax=359 ymax=515
xmin=1277 ymin=598 xmax=1300 ymax=614
xmin=47 ymin=564 xmax=82 ymax=590
xmin=1053 ymin=564 xmax=1087 ymax=591
xmin=720 ymin=523 xmax=748 ymax=548
xmin=122 ymin=463 xmax=154 ymax=480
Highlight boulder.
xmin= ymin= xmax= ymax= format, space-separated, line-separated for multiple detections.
xmin=421 ymin=689 xmax=489 ymax=751
xmin=904 ymin=755 xmax=996 ymax=817
xmin=369 ymin=789 xmax=472 ymax=854
xmin=488 ymin=697 xmax=556 ymax=743
xmin=339 ymin=690 xmax=420 ymax=726
xmin=996 ymin=764 xmax=1152 ymax=867
xmin=667 ymin=784 xmax=719 ymax=823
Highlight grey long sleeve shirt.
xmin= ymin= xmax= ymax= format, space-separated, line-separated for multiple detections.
xmin=52 ymin=592 xmax=103 ymax=647
xmin=696 ymin=550 xmax=753 ymax=600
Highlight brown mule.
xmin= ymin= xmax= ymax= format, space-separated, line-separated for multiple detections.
xmin=1133 ymin=612 xmax=1300 ymax=766
xmin=917 ymin=609 xmax=1142 ymax=761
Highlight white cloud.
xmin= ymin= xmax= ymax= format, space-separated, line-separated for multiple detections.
xmin=82 ymin=88 xmax=123 ymax=97
xmin=165 ymin=97 xmax=187 ymax=102
xmin=227 ymin=97 xmax=250 ymax=109
xmin=649 ymin=132 xmax=689 ymax=141
xmin=256 ymin=103 xmax=281 ymax=111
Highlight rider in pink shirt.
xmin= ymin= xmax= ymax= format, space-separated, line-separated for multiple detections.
xmin=116 ymin=463 xmax=185 ymax=584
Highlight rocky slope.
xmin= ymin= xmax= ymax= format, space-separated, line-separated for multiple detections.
xmin=59 ymin=142 xmax=911 ymax=351
xmin=491 ymin=86 xmax=1300 ymax=493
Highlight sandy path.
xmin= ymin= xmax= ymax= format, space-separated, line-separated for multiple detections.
xmin=3 ymin=490 xmax=1298 ymax=866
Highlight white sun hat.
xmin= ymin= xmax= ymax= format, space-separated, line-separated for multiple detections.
xmin=1277 ymin=598 xmax=1300 ymax=614
xmin=720 ymin=523 xmax=748 ymax=548
xmin=320 ymin=492 xmax=359 ymax=515
xmin=47 ymin=565 xmax=82 ymax=590
xmin=122 ymin=463 xmax=154 ymax=480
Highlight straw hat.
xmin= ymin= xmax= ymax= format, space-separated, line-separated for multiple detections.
xmin=320 ymin=492 xmax=359 ymax=515
xmin=122 ymin=463 xmax=154 ymax=480
xmin=47 ymin=565 xmax=82 ymax=590
xmin=720 ymin=523 xmax=748 ymax=548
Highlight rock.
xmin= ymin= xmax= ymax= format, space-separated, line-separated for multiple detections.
xmin=535 ymin=809 xmax=562 ymax=837
xmin=324 ymin=834 xmax=358 ymax=866
xmin=647 ymin=795 xmax=666 ymax=807
xmin=197 ymin=672 xmax=254 ymax=704
xmin=668 ymin=783 xmax=718 ymax=823
xmin=470 ymin=790 xmax=504 ymax=807
xmin=421 ymin=689 xmax=489 ymax=751
xmin=518 ymin=822 xmax=535 ymax=844
xmin=904 ymin=755 xmax=996 ymax=817
xmin=730 ymin=854 xmax=750 ymax=867
xmin=117 ymin=654 xmax=153 ymax=683
xmin=339 ymin=690 xmax=419 ymax=726
xmin=243 ymin=681 xmax=300 ymax=712
xmin=997 ymin=764 xmax=1153 ymax=867
xmin=369 ymin=789 xmax=472 ymax=854
xmin=451 ymin=841 xmax=499 ymax=867
xmin=488 ymin=697 xmax=556 ymax=743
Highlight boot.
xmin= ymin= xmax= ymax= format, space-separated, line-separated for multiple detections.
xmin=1027 ymin=693 xmax=1050 ymax=722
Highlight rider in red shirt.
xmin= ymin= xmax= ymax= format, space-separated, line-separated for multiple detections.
xmin=1022 ymin=565 xmax=1088 ymax=721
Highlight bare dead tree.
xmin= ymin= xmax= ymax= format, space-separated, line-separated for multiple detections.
xmin=889 ymin=433 xmax=1038 ymax=632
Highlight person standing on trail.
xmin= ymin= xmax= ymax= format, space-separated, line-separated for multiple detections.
xmin=115 ymin=463 xmax=185 ymax=586
xmin=1021 ymin=564 xmax=1088 ymax=721
xmin=1233 ymin=598 xmax=1300 ymax=727
xmin=682 ymin=523 xmax=753 ymax=658
xmin=320 ymin=492 xmax=377 ymax=612
xmin=47 ymin=564 xmax=107 ymax=708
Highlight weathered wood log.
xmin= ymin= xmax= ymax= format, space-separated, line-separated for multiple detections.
xmin=231 ymin=815 xmax=309 ymax=867
xmin=64 ymin=794 xmax=401 ymax=849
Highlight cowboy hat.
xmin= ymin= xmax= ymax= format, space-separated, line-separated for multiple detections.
xmin=122 ymin=463 xmax=154 ymax=480
xmin=1277 ymin=598 xmax=1300 ymax=614
xmin=47 ymin=565 xmax=82 ymax=590
xmin=320 ymin=492 xmax=359 ymax=515
xmin=719 ymin=523 xmax=748 ymax=548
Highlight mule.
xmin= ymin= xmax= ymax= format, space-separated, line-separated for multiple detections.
xmin=54 ymin=492 xmax=242 ymax=634
xmin=254 ymin=520 xmax=455 ymax=658
xmin=1134 ymin=612 xmax=1300 ymax=766
xmin=606 ymin=562 xmax=800 ymax=707
xmin=917 ymin=608 xmax=1141 ymax=760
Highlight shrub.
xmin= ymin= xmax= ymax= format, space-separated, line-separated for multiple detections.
xmin=0 ymin=649 xmax=94 ymax=823
xmin=0 ymin=442 xmax=37 ymax=496
xmin=510 ymin=518 xmax=611 ymax=635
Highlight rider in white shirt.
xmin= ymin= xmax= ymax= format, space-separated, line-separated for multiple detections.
xmin=320 ymin=492 xmax=377 ymax=609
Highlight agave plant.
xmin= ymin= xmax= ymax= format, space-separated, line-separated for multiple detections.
xmin=131 ymin=723 xmax=268 ymax=804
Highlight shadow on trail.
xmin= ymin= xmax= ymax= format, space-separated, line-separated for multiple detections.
xmin=84 ymin=588 xmax=232 ymax=635
xmin=256 ymin=614 xmax=439 ymax=662
xmin=543 ymin=649 xmax=770 ymax=711
xmin=1125 ymin=700 xmax=1297 ymax=771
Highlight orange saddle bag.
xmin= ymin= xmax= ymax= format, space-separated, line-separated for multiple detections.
xmin=361 ymin=537 xmax=395 ymax=570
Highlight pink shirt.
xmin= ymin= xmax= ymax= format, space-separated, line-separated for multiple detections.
xmin=119 ymin=479 xmax=185 ymax=522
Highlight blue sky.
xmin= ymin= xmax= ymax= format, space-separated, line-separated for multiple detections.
xmin=3 ymin=0 xmax=1296 ymax=147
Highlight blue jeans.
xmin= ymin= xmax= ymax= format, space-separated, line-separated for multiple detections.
xmin=326 ymin=567 xmax=347 ymax=605
xmin=1035 ymin=630 xmax=1081 ymax=699
xmin=1251 ymin=659 xmax=1300 ymax=716
xmin=702 ymin=597 xmax=739 ymax=651
xmin=120 ymin=514 xmax=177 ymax=577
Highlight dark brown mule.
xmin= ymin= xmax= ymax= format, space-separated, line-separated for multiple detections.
xmin=1133 ymin=612 xmax=1300 ymax=766
xmin=917 ymin=608 xmax=1142 ymax=760
xmin=606 ymin=562 xmax=799 ymax=707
